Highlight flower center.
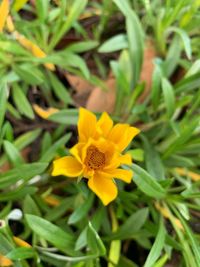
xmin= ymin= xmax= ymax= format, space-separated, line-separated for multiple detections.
xmin=85 ymin=145 xmax=105 ymax=170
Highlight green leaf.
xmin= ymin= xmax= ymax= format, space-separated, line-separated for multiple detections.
xmin=40 ymin=251 xmax=98 ymax=263
xmin=142 ymin=137 xmax=165 ymax=180
xmin=0 ymin=186 xmax=37 ymax=201
xmin=167 ymin=27 xmax=191 ymax=59
xmin=0 ymin=80 xmax=8 ymax=132
xmin=119 ymin=256 xmax=138 ymax=267
xmin=173 ymin=209 xmax=200 ymax=265
xmin=0 ymin=201 xmax=12 ymax=218
xmin=39 ymin=133 xmax=71 ymax=162
xmin=0 ymin=163 xmax=48 ymax=189
xmin=12 ymin=83 xmax=34 ymax=119
xmin=161 ymin=78 xmax=175 ymax=118
xmin=128 ymin=149 xmax=144 ymax=162
xmin=35 ymin=0 xmax=49 ymax=22
xmin=7 ymin=247 xmax=36 ymax=260
xmin=108 ymin=208 xmax=149 ymax=240
xmin=153 ymin=254 xmax=168 ymax=267
xmin=13 ymin=65 xmax=44 ymax=85
xmin=144 ymin=218 xmax=166 ymax=267
xmin=49 ymin=0 xmax=88 ymax=50
xmin=45 ymin=197 xmax=75 ymax=222
xmin=67 ymin=41 xmax=99 ymax=53
xmin=126 ymin=11 xmax=144 ymax=86
xmin=15 ymin=129 xmax=41 ymax=150
xmin=47 ymin=71 xmax=72 ymax=104
xmin=130 ymin=164 xmax=166 ymax=198
xmin=3 ymin=140 xmax=24 ymax=166
xmin=175 ymin=72 xmax=200 ymax=93
xmin=44 ymin=52 xmax=90 ymax=79
xmin=75 ymin=227 xmax=88 ymax=251
xmin=40 ymin=132 xmax=52 ymax=157
xmin=23 ymin=195 xmax=41 ymax=216
xmin=13 ymin=0 xmax=29 ymax=11
xmin=0 ymin=233 xmax=14 ymax=254
xmin=113 ymin=0 xmax=132 ymax=17
xmin=151 ymin=63 xmax=162 ymax=110
xmin=186 ymin=59 xmax=200 ymax=77
xmin=25 ymin=214 xmax=75 ymax=252
xmin=3 ymin=121 xmax=14 ymax=142
xmin=98 ymin=34 xmax=128 ymax=53
xmin=163 ymin=119 xmax=198 ymax=159
xmin=68 ymin=193 xmax=94 ymax=224
xmin=163 ymin=36 xmax=181 ymax=78
xmin=113 ymin=0 xmax=144 ymax=86
xmin=87 ymin=222 xmax=106 ymax=256
xmin=75 ymin=206 xmax=105 ymax=251
xmin=0 ymin=41 xmax=30 ymax=56
xmin=48 ymin=109 xmax=78 ymax=124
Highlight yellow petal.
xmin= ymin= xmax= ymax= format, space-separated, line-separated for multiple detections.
xmin=119 ymin=153 xmax=132 ymax=165
xmin=33 ymin=104 xmax=59 ymax=119
xmin=69 ymin=142 xmax=85 ymax=163
xmin=96 ymin=112 xmax=113 ymax=137
xmin=88 ymin=173 xmax=117 ymax=205
xmin=78 ymin=108 xmax=97 ymax=142
xmin=108 ymin=124 xmax=140 ymax=151
xmin=13 ymin=236 xmax=31 ymax=248
xmin=14 ymin=32 xmax=55 ymax=71
xmin=102 ymin=151 xmax=132 ymax=171
xmin=0 ymin=0 xmax=9 ymax=32
xmin=52 ymin=156 xmax=83 ymax=177
xmin=0 ymin=254 xmax=13 ymax=266
xmin=101 ymin=168 xmax=133 ymax=183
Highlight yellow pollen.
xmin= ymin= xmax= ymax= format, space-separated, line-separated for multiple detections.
xmin=85 ymin=145 xmax=105 ymax=170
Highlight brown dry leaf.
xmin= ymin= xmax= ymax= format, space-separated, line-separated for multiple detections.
xmin=86 ymin=77 xmax=116 ymax=113
xmin=0 ymin=162 xmax=10 ymax=172
xmin=67 ymin=40 xmax=156 ymax=112
xmin=66 ymin=73 xmax=94 ymax=106
xmin=0 ymin=147 xmax=30 ymax=173
xmin=86 ymin=40 xmax=156 ymax=112
xmin=138 ymin=39 xmax=156 ymax=103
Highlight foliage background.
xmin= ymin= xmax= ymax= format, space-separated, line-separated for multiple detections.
xmin=0 ymin=0 xmax=200 ymax=266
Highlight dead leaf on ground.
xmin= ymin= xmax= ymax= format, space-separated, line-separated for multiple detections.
xmin=65 ymin=73 xmax=94 ymax=106
xmin=0 ymin=147 xmax=30 ymax=173
xmin=138 ymin=39 xmax=157 ymax=103
xmin=66 ymin=40 xmax=156 ymax=113
xmin=86 ymin=40 xmax=156 ymax=112
xmin=86 ymin=77 xmax=116 ymax=113
xmin=0 ymin=162 xmax=10 ymax=172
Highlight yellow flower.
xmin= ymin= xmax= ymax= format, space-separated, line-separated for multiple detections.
xmin=52 ymin=108 xmax=140 ymax=205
